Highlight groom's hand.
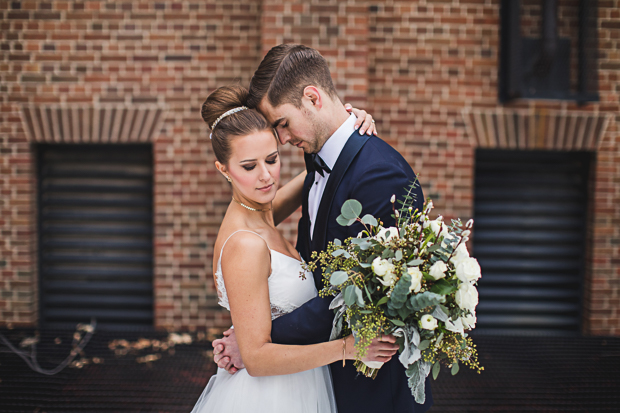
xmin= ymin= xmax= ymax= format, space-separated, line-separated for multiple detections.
xmin=362 ymin=334 xmax=399 ymax=364
xmin=212 ymin=328 xmax=245 ymax=374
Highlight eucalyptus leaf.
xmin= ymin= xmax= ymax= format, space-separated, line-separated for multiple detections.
xmin=376 ymin=296 xmax=389 ymax=306
xmin=354 ymin=286 xmax=365 ymax=307
xmin=336 ymin=215 xmax=356 ymax=227
xmin=408 ymin=291 xmax=446 ymax=311
xmin=407 ymin=259 xmax=424 ymax=266
xmin=340 ymin=199 xmax=362 ymax=220
xmin=390 ymin=319 xmax=405 ymax=326
xmin=432 ymin=361 xmax=441 ymax=380
xmin=394 ymin=250 xmax=403 ymax=261
xmin=344 ymin=285 xmax=357 ymax=306
xmin=427 ymin=244 xmax=441 ymax=253
xmin=334 ymin=238 xmax=342 ymax=246
xmin=360 ymin=214 xmax=378 ymax=226
xmin=332 ymin=249 xmax=345 ymax=257
xmin=438 ymin=304 xmax=450 ymax=318
xmin=360 ymin=262 xmax=372 ymax=268
xmin=382 ymin=249 xmax=395 ymax=259
xmin=389 ymin=272 xmax=411 ymax=309
xmin=418 ymin=340 xmax=430 ymax=350
xmin=431 ymin=305 xmax=449 ymax=322
xmin=397 ymin=306 xmax=411 ymax=320
xmin=330 ymin=271 xmax=349 ymax=286
xmin=451 ymin=362 xmax=459 ymax=375
xmin=430 ymin=279 xmax=457 ymax=295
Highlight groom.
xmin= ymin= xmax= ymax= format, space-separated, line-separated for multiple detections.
xmin=214 ymin=44 xmax=433 ymax=412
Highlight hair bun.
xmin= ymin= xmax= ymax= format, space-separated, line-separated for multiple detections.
xmin=201 ymin=85 xmax=272 ymax=165
xmin=201 ymin=85 xmax=249 ymax=128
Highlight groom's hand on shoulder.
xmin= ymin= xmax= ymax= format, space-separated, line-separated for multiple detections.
xmin=212 ymin=328 xmax=245 ymax=374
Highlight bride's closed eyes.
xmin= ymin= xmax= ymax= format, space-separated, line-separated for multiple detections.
xmin=240 ymin=152 xmax=279 ymax=171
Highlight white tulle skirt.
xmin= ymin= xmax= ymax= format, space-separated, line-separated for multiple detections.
xmin=190 ymin=364 xmax=337 ymax=413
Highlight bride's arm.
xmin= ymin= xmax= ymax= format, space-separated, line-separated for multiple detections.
xmin=222 ymin=234 xmax=394 ymax=377
xmin=222 ymin=233 xmax=351 ymax=377
xmin=272 ymin=170 xmax=306 ymax=227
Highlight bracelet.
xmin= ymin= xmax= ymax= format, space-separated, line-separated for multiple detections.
xmin=342 ymin=337 xmax=346 ymax=367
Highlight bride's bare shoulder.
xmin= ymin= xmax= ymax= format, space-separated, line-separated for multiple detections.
xmin=216 ymin=228 xmax=270 ymax=272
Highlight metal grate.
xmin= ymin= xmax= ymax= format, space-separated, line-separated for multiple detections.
xmin=473 ymin=149 xmax=591 ymax=335
xmin=1 ymin=329 xmax=618 ymax=412
xmin=38 ymin=144 xmax=154 ymax=330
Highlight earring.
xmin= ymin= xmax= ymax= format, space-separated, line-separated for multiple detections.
xmin=226 ymin=175 xmax=232 ymax=183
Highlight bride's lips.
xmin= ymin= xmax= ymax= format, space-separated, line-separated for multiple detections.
xmin=258 ymin=183 xmax=274 ymax=192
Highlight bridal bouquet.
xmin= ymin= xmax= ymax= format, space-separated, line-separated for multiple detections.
xmin=306 ymin=181 xmax=483 ymax=403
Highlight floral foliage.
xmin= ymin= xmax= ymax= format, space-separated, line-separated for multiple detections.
xmin=305 ymin=181 xmax=483 ymax=403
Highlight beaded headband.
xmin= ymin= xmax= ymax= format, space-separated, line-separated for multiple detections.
xmin=209 ymin=106 xmax=248 ymax=139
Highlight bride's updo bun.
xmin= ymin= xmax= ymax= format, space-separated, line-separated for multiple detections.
xmin=201 ymin=85 xmax=273 ymax=164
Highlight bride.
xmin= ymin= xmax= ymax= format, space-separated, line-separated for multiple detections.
xmin=190 ymin=85 xmax=397 ymax=413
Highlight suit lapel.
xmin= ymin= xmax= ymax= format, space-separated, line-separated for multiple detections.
xmin=312 ymin=131 xmax=370 ymax=252
xmin=297 ymin=171 xmax=314 ymax=262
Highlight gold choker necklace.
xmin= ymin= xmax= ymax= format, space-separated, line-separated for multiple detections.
xmin=232 ymin=197 xmax=271 ymax=212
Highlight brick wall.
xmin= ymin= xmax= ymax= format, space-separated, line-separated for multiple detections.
xmin=367 ymin=0 xmax=620 ymax=335
xmin=1 ymin=0 xmax=619 ymax=335
xmin=0 ymin=0 xmax=264 ymax=330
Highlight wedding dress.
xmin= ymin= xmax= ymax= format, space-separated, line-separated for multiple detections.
xmin=190 ymin=230 xmax=337 ymax=413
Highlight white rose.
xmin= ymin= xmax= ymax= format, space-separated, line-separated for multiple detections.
xmin=407 ymin=266 xmax=423 ymax=293
xmin=420 ymin=314 xmax=438 ymax=330
xmin=378 ymin=271 xmax=398 ymax=287
xmin=455 ymin=282 xmax=479 ymax=311
xmin=445 ymin=317 xmax=464 ymax=335
xmin=376 ymin=226 xmax=399 ymax=244
xmin=439 ymin=226 xmax=450 ymax=240
xmin=455 ymin=257 xmax=481 ymax=283
xmin=424 ymin=216 xmax=443 ymax=237
xmin=373 ymin=257 xmax=397 ymax=286
xmin=450 ymin=243 xmax=469 ymax=268
xmin=428 ymin=261 xmax=448 ymax=280
xmin=461 ymin=312 xmax=477 ymax=330
xmin=372 ymin=257 xmax=390 ymax=276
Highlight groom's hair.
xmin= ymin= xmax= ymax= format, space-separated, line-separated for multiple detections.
xmin=247 ymin=44 xmax=338 ymax=109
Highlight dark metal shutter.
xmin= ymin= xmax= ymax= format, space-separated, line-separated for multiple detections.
xmin=38 ymin=144 xmax=153 ymax=330
xmin=473 ymin=149 xmax=591 ymax=335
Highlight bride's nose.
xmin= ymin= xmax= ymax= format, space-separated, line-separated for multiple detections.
xmin=258 ymin=163 xmax=271 ymax=181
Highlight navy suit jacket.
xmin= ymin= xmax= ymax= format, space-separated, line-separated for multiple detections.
xmin=271 ymin=131 xmax=433 ymax=413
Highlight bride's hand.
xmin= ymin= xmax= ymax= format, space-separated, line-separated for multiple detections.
xmin=212 ymin=328 xmax=245 ymax=374
xmin=344 ymin=334 xmax=398 ymax=363
xmin=344 ymin=103 xmax=378 ymax=136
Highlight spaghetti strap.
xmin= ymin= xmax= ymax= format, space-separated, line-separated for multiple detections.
xmin=217 ymin=230 xmax=270 ymax=268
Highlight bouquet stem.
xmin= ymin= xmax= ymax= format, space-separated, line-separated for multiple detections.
xmin=354 ymin=360 xmax=380 ymax=379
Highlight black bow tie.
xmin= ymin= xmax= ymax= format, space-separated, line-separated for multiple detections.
xmin=304 ymin=153 xmax=332 ymax=177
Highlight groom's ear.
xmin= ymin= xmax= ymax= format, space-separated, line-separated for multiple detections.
xmin=302 ymin=86 xmax=323 ymax=110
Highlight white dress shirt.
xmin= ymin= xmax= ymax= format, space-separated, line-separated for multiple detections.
xmin=308 ymin=113 xmax=357 ymax=239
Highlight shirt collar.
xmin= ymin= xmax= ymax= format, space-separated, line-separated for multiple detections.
xmin=317 ymin=113 xmax=357 ymax=170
